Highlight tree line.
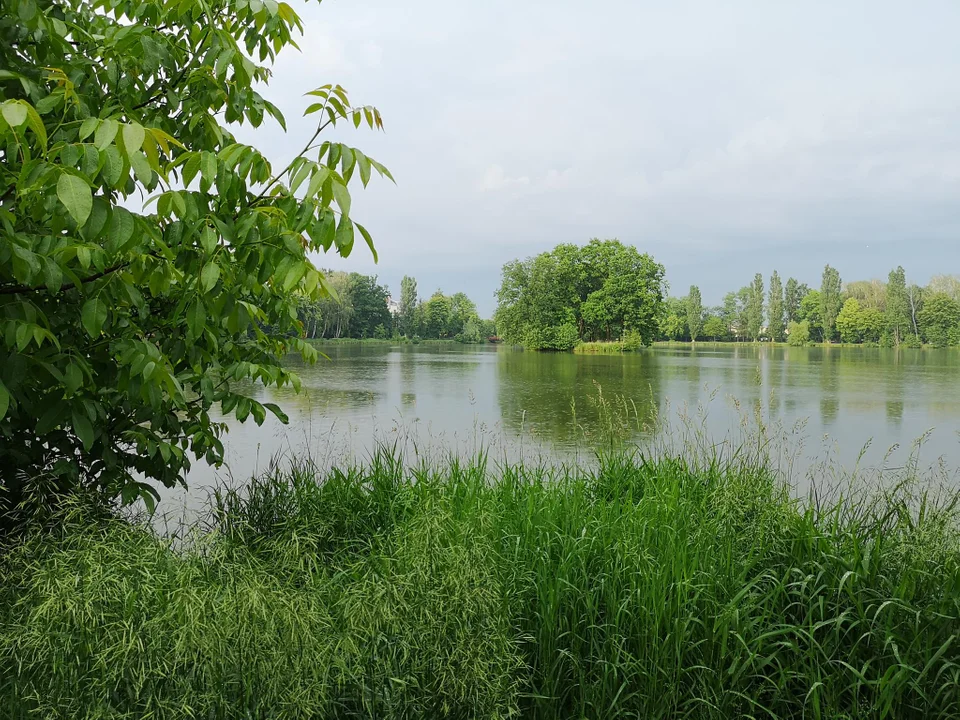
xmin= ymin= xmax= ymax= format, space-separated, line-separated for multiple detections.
xmin=669 ymin=268 xmax=960 ymax=348
xmin=494 ymin=241 xmax=960 ymax=350
xmin=296 ymin=273 xmax=494 ymax=342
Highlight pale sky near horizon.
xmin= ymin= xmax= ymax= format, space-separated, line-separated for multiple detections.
xmin=233 ymin=0 xmax=960 ymax=317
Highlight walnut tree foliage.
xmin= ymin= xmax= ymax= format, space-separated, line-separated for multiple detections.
xmin=0 ymin=0 xmax=393 ymax=511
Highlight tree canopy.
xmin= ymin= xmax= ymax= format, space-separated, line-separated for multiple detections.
xmin=495 ymin=240 xmax=665 ymax=350
xmin=0 ymin=0 xmax=393 ymax=510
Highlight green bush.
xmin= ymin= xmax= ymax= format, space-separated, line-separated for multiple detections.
xmin=787 ymin=320 xmax=811 ymax=346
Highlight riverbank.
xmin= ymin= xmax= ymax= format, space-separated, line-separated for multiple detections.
xmin=309 ymin=337 xmax=492 ymax=346
xmin=575 ymin=340 xmax=956 ymax=352
xmin=3 ymin=451 xmax=958 ymax=718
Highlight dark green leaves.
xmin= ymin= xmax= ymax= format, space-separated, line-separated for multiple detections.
xmin=57 ymin=173 xmax=93 ymax=226
xmin=201 ymin=263 xmax=221 ymax=291
xmin=81 ymin=298 xmax=108 ymax=337
xmin=187 ymin=300 xmax=206 ymax=340
xmin=72 ymin=409 xmax=94 ymax=451
xmin=0 ymin=379 xmax=9 ymax=421
xmin=335 ymin=216 xmax=354 ymax=257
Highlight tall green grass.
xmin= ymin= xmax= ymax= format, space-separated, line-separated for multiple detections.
xmin=2 ymin=448 xmax=959 ymax=718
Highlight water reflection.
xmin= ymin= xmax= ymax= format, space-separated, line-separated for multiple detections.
xmin=495 ymin=349 xmax=661 ymax=444
xmin=178 ymin=344 xmax=960 ymax=499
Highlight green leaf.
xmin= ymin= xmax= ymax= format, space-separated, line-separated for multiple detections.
xmin=0 ymin=379 xmax=9 ymax=421
xmin=122 ymin=122 xmax=146 ymax=154
xmin=57 ymin=173 xmax=93 ymax=226
xmin=356 ymin=222 xmax=377 ymax=263
xmin=331 ymin=180 xmax=351 ymax=217
xmin=335 ymin=215 xmax=354 ymax=257
xmin=64 ymin=363 xmax=83 ymax=395
xmin=200 ymin=151 xmax=217 ymax=192
xmin=81 ymin=298 xmax=108 ymax=337
xmin=94 ymin=118 xmax=118 ymax=150
xmin=72 ymin=409 xmax=94 ymax=451
xmin=263 ymin=402 xmax=288 ymax=424
xmin=187 ymin=300 xmax=205 ymax=340
xmin=130 ymin=150 xmax=153 ymax=184
xmin=305 ymin=167 xmax=329 ymax=200
xmin=200 ymin=225 xmax=218 ymax=254
xmin=182 ymin=153 xmax=201 ymax=187
xmin=1 ymin=101 xmax=27 ymax=127
xmin=355 ymin=149 xmax=371 ymax=187
xmin=79 ymin=117 xmax=99 ymax=140
xmin=201 ymin=262 xmax=220 ymax=291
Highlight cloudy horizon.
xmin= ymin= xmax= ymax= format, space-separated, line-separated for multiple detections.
xmin=234 ymin=0 xmax=960 ymax=316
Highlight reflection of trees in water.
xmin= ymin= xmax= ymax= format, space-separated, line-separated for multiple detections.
xmin=818 ymin=347 xmax=840 ymax=426
xmin=496 ymin=350 xmax=661 ymax=445
xmin=886 ymin=350 xmax=905 ymax=424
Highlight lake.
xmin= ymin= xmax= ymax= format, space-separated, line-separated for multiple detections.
xmin=165 ymin=344 xmax=960 ymax=514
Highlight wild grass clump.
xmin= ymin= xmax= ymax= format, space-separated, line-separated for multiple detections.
xmin=2 ymin=448 xmax=959 ymax=718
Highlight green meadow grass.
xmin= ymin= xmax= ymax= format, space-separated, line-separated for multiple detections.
xmin=2 ymin=447 xmax=959 ymax=719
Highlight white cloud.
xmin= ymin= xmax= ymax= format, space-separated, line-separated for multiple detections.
xmin=479 ymin=164 xmax=530 ymax=192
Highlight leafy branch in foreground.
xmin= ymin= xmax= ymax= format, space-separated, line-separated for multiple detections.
xmin=0 ymin=0 xmax=393 ymax=514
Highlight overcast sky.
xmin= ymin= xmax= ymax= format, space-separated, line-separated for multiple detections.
xmin=234 ymin=0 xmax=960 ymax=316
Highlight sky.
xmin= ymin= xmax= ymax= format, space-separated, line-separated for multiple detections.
xmin=234 ymin=0 xmax=960 ymax=317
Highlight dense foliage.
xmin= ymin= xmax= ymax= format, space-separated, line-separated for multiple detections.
xmin=3 ymin=451 xmax=959 ymax=718
xmin=495 ymin=239 xmax=666 ymax=350
xmin=659 ymin=268 xmax=959 ymax=347
xmin=296 ymin=271 xmax=391 ymax=339
xmin=296 ymin=272 xmax=493 ymax=343
xmin=0 ymin=0 xmax=393 ymax=511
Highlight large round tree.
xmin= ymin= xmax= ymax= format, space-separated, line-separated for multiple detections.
xmin=0 ymin=0 xmax=392 ymax=514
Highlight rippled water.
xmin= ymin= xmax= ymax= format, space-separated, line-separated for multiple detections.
xmin=158 ymin=343 xmax=960 ymax=516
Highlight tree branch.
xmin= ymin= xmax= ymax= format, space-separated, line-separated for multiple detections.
xmin=0 ymin=261 xmax=130 ymax=296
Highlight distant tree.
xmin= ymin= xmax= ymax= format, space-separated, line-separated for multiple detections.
xmin=784 ymin=278 xmax=801 ymax=323
xmin=886 ymin=266 xmax=911 ymax=346
xmin=399 ymin=276 xmax=418 ymax=337
xmin=907 ymin=284 xmax=924 ymax=341
xmin=347 ymin=274 xmax=391 ymax=339
xmin=836 ymin=299 xmax=861 ymax=344
xmin=787 ymin=320 xmax=811 ymax=346
xmin=495 ymin=239 xmax=665 ymax=350
xmin=448 ymin=292 xmax=479 ymax=337
xmin=723 ymin=288 xmax=752 ymax=341
xmin=836 ymin=298 xmax=882 ymax=343
xmin=844 ymin=279 xmax=886 ymax=310
xmin=687 ymin=286 xmax=704 ymax=342
xmin=746 ymin=274 xmax=765 ymax=341
xmin=928 ymin=274 xmax=960 ymax=301
xmin=661 ymin=312 xmax=687 ymax=341
xmin=820 ymin=265 xmax=843 ymax=342
xmin=799 ymin=290 xmax=823 ymax=341
xmin=296 ymin=296 xmax=323 ymax=339
xmin=703 ymin=315 xmax=728 ymax=341
xmin=460 ymin=318 xmax=483 ymax=343
xmin=918 ymin=293 xmax=960 ymax=347
xmin=767 ymin=272 xmax=785 ymax=342
xmin=319 ymin=272 xmax=354 ymax=338
xmin=423 ymin=291 xmax=453 ymax=338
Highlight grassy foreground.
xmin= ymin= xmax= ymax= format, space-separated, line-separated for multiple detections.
xmin=2 ymin=451 xmax=959 ymax=719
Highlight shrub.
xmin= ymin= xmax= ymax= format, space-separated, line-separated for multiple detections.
xmin=787 ymin=320 xmax=810 ymax=346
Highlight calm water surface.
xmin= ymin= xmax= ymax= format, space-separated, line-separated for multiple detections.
xmin=172 ymin=344 xmax=960 ymax=505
